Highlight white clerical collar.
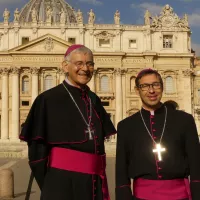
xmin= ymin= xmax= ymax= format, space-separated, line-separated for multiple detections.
xmin=65 ymin=77 xmax=74 ymax=87
xmin=142 ymin=107 xmax=155 ymax=115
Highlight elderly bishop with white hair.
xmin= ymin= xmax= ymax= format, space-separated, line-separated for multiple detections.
xmin=20 ymin=44 xmax=116 ymax=200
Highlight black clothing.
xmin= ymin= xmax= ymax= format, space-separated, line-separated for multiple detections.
xmin=116 ymin=104 xmax=200 ymax=200
xmin=20 ymin=81 xmax=116 ymax=200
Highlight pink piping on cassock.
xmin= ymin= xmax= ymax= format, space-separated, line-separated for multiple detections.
xmin=117 ymin=184 xmax=131 ymax=188
xmin=29 ymin=156 xmax=48 ymax=164
xmin=150 ymin=113 xmax=160 ymax=179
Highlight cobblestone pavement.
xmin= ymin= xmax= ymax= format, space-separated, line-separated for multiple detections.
xmin=0 ymin=157 xmax=116 ymax=200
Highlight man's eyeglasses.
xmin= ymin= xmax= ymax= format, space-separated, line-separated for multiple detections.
xmin=69 ymin=61 xmax=95 ymax=69
xmin=138 ymin=82 xmax=162 ymax=91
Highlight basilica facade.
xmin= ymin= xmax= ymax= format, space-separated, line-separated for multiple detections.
xmin=0 ymin=0 xmax=199 ymax=156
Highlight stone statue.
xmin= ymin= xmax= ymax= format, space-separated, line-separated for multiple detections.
xmin=14 ymin=8 xmax=20 ymax=22
xmin=31 ymin=7 xmax=37 ymax=23
xmin=3 ymin=8 xmax=10 ymax=23
xmin=144 ymin=10 xmax=151 ymax=25
xmin=77 ymin=9 xmax=83 ymax=24
xmin=161 ymin=4 xmax=173 ymax=15
xmin=46 ymin=6 xmax=53 ymax=23
xmin=114 ymin=10 xmax=120 ymax=25
xmin=183 ymin=14 xmax=189 ymax=26
xmin=88 ymin=9 xmax=95 ymax=25
xmin=151 ymin=15 xmax=161 ymax=28
xmin=60 ymin=8 xmax=66 ymax=24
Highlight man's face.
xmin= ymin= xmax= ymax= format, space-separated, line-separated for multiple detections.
xmin=135 ymin=74 xmax=163 ymax=110
xmin=62 ymin=52 xmax=94 ymax=88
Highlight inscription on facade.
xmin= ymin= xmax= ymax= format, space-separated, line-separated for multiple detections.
xmin=123 ymin=58 xmax=153 ymax=64
xmin=0 ymin=56 xmax=63 ymax=63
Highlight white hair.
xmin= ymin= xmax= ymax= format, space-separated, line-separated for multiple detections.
xmin=65 ymin=46 xmax=93 ymax=61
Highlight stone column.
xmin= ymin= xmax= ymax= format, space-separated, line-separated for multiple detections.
xmin=11 ymin=67 xmax=20 ymax=141
xmin=1 ymin=67 xmax=10 ymax=141
xmin=115 ymin=68 xmax=123 ymax=127
xmin=58 ymin=68 xmax=66 ymax=84
xmin=88 ymin=69 xmax=96 ymax=92
xmin=121 ymin=69 xmax=127 ymax=119
xmin=182 ymin=69 xmax=193 ymax=114
xmin=31 ymin=67 xmax=39 ymax=104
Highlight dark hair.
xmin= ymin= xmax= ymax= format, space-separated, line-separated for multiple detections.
xmin=135 ymin=69 xmax=163 ymax=88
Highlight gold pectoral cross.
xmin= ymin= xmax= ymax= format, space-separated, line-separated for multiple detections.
xmin=153 ymin=143 xmax=166 ymax=161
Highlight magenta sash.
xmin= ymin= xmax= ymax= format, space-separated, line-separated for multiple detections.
xmin=134 ymin=178 xmax=192 ymax=200
xmin=49 ymin=147 xmax=110 ymax=200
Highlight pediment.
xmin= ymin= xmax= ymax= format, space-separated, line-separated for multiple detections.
xmin=9 ymin=34 xmax=72 ymax=54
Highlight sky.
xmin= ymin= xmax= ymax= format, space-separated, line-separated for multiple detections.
xmin=0 ymin=0 xmax=200 ymax=55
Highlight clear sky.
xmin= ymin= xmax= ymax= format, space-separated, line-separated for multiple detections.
xmin=0 ymin=0 xmax=200 ymax=55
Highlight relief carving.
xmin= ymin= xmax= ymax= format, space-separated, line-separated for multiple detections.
xmin=44 ymin=37 xmax=54 ymax=52
xmin=151 ymin=4 xmax=190 ymax=30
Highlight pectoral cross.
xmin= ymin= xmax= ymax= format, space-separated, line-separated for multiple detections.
xmin=85 ymin=126 xmax=94 ymax=140
xmin=153 ymin=143 xmax=166 ymax=161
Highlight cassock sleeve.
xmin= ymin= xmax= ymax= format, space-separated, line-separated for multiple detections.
xmin=115 ymin=122 xmax=133 ymax=200
xmin=94 ymin=95 xmax=116 ymax=138
xmin=19 ymin=95 xmax=50 ymax=190
xmin=185 ymin=114 xmax=200 ymax=200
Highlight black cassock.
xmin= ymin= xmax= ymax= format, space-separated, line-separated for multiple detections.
xmin=20 ymin=80 xmax=116 ymax=200
xmin=116 ymin=104 xmax=200 ymax=200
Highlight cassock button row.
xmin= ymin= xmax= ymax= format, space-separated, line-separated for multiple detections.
xmin=153 ymin=129 xmax=156 ymax=132
xmin=158 ymin=167 xmax=162 ymax=170
xmin=153 ymin=136 xmax=157 ymax=139
xmin=158 ymin=175 xmax=162 ymax=179
xmin=151 ymin=122 xmax=155 ymax=124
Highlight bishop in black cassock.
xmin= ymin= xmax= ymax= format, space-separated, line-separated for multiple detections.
xmin=20 ymin=45 xmax=116 ymax=200
xmin=116 ymin=69 xmax=200 ymax=200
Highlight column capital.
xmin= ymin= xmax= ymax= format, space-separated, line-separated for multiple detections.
xmin=1 ymin=67 xmax=10 ymax=75
xmin=182 ymin=69 xmax=194 ymax=77
xmin=10 ymin=67 xmax=20 ymax=75
xmin=31 ymin=67 xmax=40 ymax=75
xmin=114 ymin=68 xmax=122 ymax=76
xmin=57 ymin=67 xmax=65 ymax=75
xmin=121 ymin=68 xmax=127 ymax=75
xmin=92 ymin=69 xmax=97 ymax=75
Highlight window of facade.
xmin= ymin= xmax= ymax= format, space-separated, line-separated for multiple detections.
xmin=22 ymin=37 xmax=30 ymax=45
xmin=99 ymin=39 xmax=110 ymax=47
xmin=22 ymin=76 xmax=29 ymax=94
xmin=129 ymin=39 xmax=137 ymax=48
xmin=22 ymin=101 xmax=29 ymax=106
xmin=44 ymin=75 xmax=53 ymax=91
xmin=165 ymin=76 xmax=174 ymax=93
xmin=100 ymin=75 xmax=109 ymax=92
xmin=163 ymin=35 xmax=173 ymax=48
xmin=68 ymin=37 xmax=76 ymax=44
